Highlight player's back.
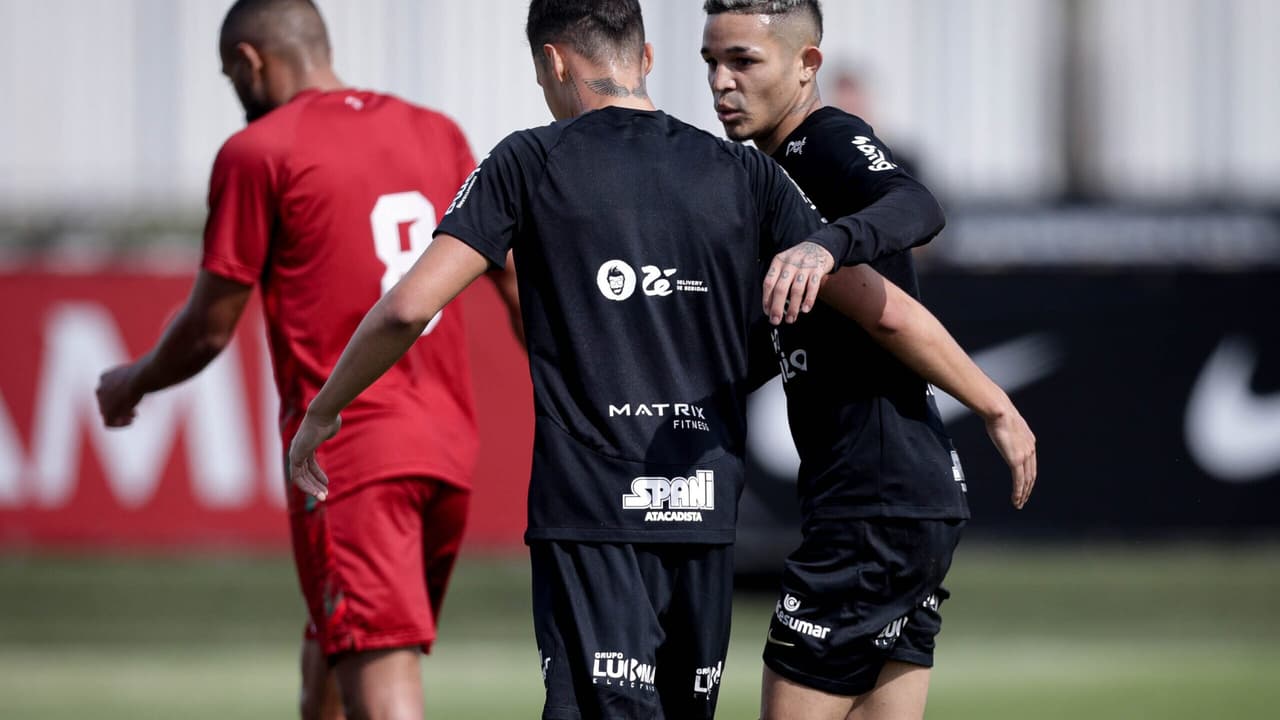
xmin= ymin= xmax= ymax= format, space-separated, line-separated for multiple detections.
xmin=437 ymin=107 xmax=823 ymax=543
xmin=202 ymin=89 xmax=479 ymax=496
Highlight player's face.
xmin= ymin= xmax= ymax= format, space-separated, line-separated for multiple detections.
xmin=221 ymin=48 xmax=274 ymax=123
xmin=702 ymin=13 xmax=805 ymax=144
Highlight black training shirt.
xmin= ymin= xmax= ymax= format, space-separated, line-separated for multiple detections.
xmin=436 ymin=107 xmax=835 ymax=543
xmin=768 ymin=107 xmax=970 ymax=521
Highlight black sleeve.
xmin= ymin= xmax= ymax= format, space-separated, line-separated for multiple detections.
xmin=803 ymin=122 xmax=946 ymax=267
xmin=743 ymin=147 xmax=827 ymax=259
xmin=434 ymin=129 xmax=548 ymax=269
xmin=745 ymin=315 xmax=781 ymax=392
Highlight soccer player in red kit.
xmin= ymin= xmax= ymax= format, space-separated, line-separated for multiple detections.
xmin=94 ymin=2 xmax=518 ymax=718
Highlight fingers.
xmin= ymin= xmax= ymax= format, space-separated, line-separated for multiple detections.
xmin=764 ymin=261 xmax=823 ymax=325
xmin=103 ymin=410 xmax=137 ymax=428
xmin=1011 ymin=441 xmax=1037 ymax=510
xmin=291 ymin=455 xmax=328 ymax=502
xmin=1023 ymin=446 xmax=1037 ymax=506
xmin=765 ymin=262 xmax=792 ymax=325
xmin=762 ymin=259 xmax=782 ymax=320
xmin=1010 ymin=461 xmax=1026 ymax=509
xmin=801 ymin=269 xmax=822 ymax=315
xmin=785 ymin=269 xmax=809 ymax=323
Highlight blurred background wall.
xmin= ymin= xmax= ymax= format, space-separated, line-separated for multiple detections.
xmin=2 ymin=0 xmax=1279 ymax=218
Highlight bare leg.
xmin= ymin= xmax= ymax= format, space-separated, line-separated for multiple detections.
xmin=300 ymin=639 xmax=345 ymax=720
xmin=846 ymin=662 xmax=931 ymax=720
xmin=334 ymin=647 xmax=424 ymax=720
xmin=761 ymin=664 xmax=855 ymax=720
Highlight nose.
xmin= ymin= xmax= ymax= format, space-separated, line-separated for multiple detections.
xmin=709 ymin=63 xmax=735 ymax=93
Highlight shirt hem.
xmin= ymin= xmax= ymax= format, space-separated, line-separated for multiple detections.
xmin=803 ymin=503 xmax=970 ymax=521
xmin=524 ymin=527 xmax=736 ymax=545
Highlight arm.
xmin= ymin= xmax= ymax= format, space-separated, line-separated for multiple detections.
xmin=96 ymin=271 xmax=252 ymax=427
xmin=486 ymin=250 xmax=524 ymax=348
xmin=289 ymin=234 xmax=490 ymax=500
xmin=806 ymin=173 xmax=945 ymax=268
xmin=821 ymin=266 xmax=1038 ymax=508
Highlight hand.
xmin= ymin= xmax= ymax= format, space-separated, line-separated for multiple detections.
xmin=984 ymin=405 xmax=1037 ymax=509
xmin=289 ymin=411 xmax=342 ymax=501
xmin=96 ymin=364 xmax=144 ymax=428
xmin=763 ymin=241 xmax=834 ymax=325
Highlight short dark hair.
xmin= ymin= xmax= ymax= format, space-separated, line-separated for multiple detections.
xmin=702 ymin=0 xmax=823 ymax=43
xmin=526 ymin=0 xmax=646 ymax=63
xmin=221 ymin=0 xmax=330 ymax=56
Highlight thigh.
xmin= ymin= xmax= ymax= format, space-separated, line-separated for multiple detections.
xmin=889 ymin=520 xmax=964 ymax=669
xmin=531 ymin=541 xmax=667 ymax=720
xmin=417 ymin=480 xmax=470 ymax=623
xmin=847 ymin=661 xmax=932 ymax=720
xmin=654 ymin=544 xmax=735 ymax=720
xmin=300 ymin=478 xmax=463 ymax=656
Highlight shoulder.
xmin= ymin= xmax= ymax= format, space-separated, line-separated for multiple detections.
xmin=213 ymin=96 xmax=318 ymax=170
xmin=212 ymin=121 xmax=286 ymax=177
xmin=490 ymin=119 xmax=570 ymax=165
xmin=800 ymin=107 xmax=877 ymax=152
xmin=395 ymin=95 xmax=469 ymax=138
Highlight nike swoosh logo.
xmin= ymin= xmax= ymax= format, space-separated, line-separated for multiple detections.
xmin=1185 ymin=336 xmax=1280 ymax=483
xmin=766 ymin=629 xmax=796 ymax=648
xmin=934 ymin=333 xmax=1063 ymax=423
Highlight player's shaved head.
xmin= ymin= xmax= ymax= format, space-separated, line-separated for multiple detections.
xmin=218 ymin=0 xmax=342 ymax=123
xmin=703 ymin=0 xmax=822 ymax=50
xmin=526 ymin=0 xmax=646 ymax=66
xmin=220 ymin=0 xmax=331 ymax=63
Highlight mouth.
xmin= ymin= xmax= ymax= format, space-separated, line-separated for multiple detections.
xmin=716 ymin=106 xmax=744 ymax=123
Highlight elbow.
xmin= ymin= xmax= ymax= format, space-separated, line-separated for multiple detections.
xmin=192 ymin=329 xmax=233 ymax=364
xmin=926 ymin=197 xmax=946 ymax=238
xmin=872 ymin=293 xmax=912 ymax=338
xmin=382 ymin=288 xmax=433 ymax=331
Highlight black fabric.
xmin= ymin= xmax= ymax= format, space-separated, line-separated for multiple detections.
xmin=531 ymin=541 xmax=734 ymax=720
xmin=761 ymin=518 xmax=964 ymax=696
xmin=767 ymin=107 xmax=970 ymax=521
xmin=436 ymin=106 xmax=830 ymax=543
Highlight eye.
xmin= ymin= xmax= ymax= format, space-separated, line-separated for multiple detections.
xmin=703 ymin=57 xmax=717 ymax=70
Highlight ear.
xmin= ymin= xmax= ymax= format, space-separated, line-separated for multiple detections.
xmin=541 ymin=43 xmax=570 ymax=83
xmin=799 ymin=45 xmax=823 ymax=84
xmin=641 ymin=42 xmax=655 ymax=76
xmin=235 ymin=41 xmax=265 ymax=74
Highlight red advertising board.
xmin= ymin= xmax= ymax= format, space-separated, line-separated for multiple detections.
xmin=0 ymin=271 xmax=533 ymax=551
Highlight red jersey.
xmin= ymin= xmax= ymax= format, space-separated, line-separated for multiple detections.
xmin=202 ymin=88 xmax=479 ymax=498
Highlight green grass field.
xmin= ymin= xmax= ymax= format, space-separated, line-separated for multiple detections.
xmin=1 ymin=542 xmax=1278 ymax=719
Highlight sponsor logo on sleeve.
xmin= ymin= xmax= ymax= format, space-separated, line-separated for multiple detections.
xmin=444 ymin=158 xmax=485 ymax=215
xmin=852 ymin=136 xmax=898 ymax=172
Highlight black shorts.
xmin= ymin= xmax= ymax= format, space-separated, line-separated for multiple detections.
xmin=531 ymin=541 xmax=734 ymax=720
xmin=762 ymin=518 xmax=964 ymax=697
